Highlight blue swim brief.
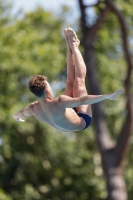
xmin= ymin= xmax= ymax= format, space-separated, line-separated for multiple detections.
xmin=73 ymin=108 xmax=92 ymax=130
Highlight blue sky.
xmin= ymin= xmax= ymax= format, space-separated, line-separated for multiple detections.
xmin=12 ymin=0 xmax=78 ymax=11
xmin=11 ymin=0 xmax=96 ymax=20
xmin=11 ymin=0 xmax=80 ymax=19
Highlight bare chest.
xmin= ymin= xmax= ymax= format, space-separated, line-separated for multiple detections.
xmin=32 ymin=102 xmax=84 ymax=131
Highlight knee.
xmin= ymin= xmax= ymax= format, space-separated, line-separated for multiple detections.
xmin=74 ymin=77 xmax=85 ymax=89
xmin=66 ymin=79 xmax=74 ymax=86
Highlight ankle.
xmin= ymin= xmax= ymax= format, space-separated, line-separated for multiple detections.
xmin=71 ymin=45 xmax=79 ymax=53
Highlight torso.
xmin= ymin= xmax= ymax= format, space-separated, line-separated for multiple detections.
xmin=31 ymin=98 xmax=86 ymax=132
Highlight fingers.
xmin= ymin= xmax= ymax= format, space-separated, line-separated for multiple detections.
xmin=115 ymin=90 xmax=124 ymax=97
xmin=108 ymin=89 xmax=124 ymax=101
xmin=16 ymin=118 xmax=25 ymax=122
xmin=20 ymin=119 xmax=25 ymax=122
xmin=117 ymin=89 xmax=124 ymax=94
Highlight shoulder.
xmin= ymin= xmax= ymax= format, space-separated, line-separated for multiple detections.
xmin=53 ymin=95 xmax=68 ymax=108
xmin=58 ymin=95 xmax=73 ymax=103
xmin=57 ymin=95 xmax=78 ymax=108
xmin=58 ymin=95 xmax=73 ymax=100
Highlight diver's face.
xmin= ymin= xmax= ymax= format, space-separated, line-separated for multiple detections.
xmin=45 ymin=81 xmax=53 ymax=97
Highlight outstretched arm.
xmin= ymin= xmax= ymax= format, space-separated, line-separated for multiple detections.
xmin=58 ymin=90 xmax=123 ymax=108
xmin=13 ymin=104 xmax=33 ymax=122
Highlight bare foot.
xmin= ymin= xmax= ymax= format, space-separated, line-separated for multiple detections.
xmin=67 ymin=27 xmax=80 ymax=50
xmin=64 ymin=28 xmax=75 ymax=65
xmin=64 ymin=28 xmax=71 ymax=53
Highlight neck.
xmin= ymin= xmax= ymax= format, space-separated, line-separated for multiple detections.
xmin=39 ymin=94 xmax=53 ymax=102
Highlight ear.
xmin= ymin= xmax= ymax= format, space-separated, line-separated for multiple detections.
xmin=45 ymin=89 xmax=49 ymax=94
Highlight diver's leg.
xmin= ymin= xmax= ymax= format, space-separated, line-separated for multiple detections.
xmin=63 ymin=29 xmax=75 ymax=97
xmin=67 ymin=28 xmax=92 ymax=116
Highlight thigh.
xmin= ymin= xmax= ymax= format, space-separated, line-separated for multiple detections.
xmin=64 ymin=81 xmax=73 ymax=97
xmin=73 ymin=78 xmax=92 ymax=117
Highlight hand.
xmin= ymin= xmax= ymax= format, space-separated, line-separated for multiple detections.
xmin=13 ymin=115 xmax=25 ymax=122
xmin=108 ymin=90 xmax=124 ymax=101
xmin=17 ymin=118 xmax=25 ymax=122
